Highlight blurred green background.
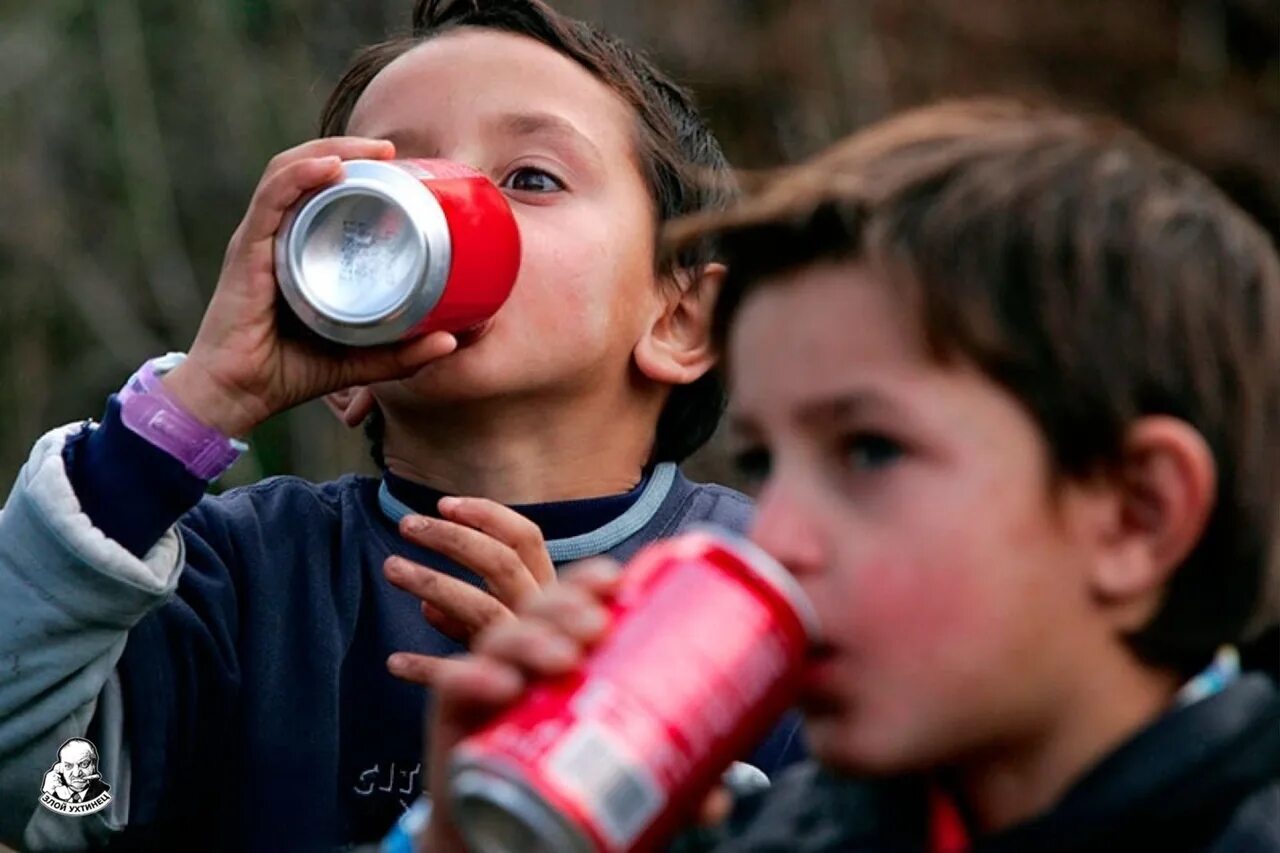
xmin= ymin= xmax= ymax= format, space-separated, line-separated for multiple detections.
xmin=1 ymin=0 xmax=1276 ymax=488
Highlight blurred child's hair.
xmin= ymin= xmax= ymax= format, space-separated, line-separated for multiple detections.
xmin=318 ymin=0 xmax=736 ymax=466
xmin=667 ymin=98 xmax=1280 ymax=675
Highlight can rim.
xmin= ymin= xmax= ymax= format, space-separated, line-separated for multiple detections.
xmin=275 ymin=159 xmax=452 ymax=345
xmin=681 ymin=525 xmax=822 ymax=642
xmin=450 ymin=761 xmax=595 ymax=853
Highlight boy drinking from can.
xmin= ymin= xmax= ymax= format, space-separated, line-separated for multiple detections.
xmin=421 ymin=99 xmax=1280 ymax=850
xmin=0 ymin=1 xmax=806 ymax=849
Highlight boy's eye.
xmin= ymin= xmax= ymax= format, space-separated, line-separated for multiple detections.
xmin=843 ymin=433 xmax=903 ymax=471
xmin=730 ymin=446 xmax=772 ymax=485
xmin=500 ymin=167 xmax=565 ymax=193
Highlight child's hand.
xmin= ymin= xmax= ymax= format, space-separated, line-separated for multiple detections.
xmin=383 ymin=499 xmax=559 ymax=679
xmin=415 ymin=559 xmax=619 ymax=851
xmin=411 ymin=560 xmax=734 ymax=850
xmin=160 ymin=137 xmax=458 ymax=438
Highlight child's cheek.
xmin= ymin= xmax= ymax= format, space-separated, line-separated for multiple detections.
xmin=843 ymin=549 xmax=1002 ymax=669
xmin=520 ymin=234 xmax=616 ymax=329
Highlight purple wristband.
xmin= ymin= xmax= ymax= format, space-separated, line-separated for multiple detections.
xmin=117 ymin=357 xmax=247 ymax=480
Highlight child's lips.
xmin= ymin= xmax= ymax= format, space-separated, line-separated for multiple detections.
xmin=806 ymin=640 xmax=838 ymax=662
xmin=800 ymin=642 xmax=843 ymax=699
xmin=453 ymin=318 xmax=495 ymax=348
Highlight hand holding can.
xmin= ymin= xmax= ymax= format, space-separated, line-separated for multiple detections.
xmin=161 ymin=140 xmax=464 ymax=438
xmin=275 ymin=158 xmax=521 ymax=346
xmin=423 ymin=530 xmax=818 ymax=853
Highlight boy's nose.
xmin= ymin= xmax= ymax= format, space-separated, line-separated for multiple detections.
xmin=748 ymin=481 xmax=828 ymax=579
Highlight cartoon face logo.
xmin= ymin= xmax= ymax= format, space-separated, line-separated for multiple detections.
xmin=39 ymin=738 xmax=112 ymax=816
xmin=60 ymin=740 xmax=97 ymax=793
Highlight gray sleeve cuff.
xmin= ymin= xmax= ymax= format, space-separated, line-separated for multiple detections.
xmin=0 ymin=424 xmax=185 ymax=846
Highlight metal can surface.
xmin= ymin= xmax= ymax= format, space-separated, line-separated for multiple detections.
xmin=449 ymin=529 xmax=818 ymax=853
xmin=274 ymin=158 xmax=521 ymax=346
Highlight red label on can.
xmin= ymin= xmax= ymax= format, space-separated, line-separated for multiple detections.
xmin=453 ymin=532 xmax=812 ymax=852
xmin=395 ymin=158 xmax=522 ymax=335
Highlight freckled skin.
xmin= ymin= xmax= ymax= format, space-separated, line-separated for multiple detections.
xmin=347 ymin=30 xmax=665 ymax=412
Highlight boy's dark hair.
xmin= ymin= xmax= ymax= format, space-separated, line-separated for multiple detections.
xmin=318 ymin=0 xmax=735 ymax=467
xmin=668 ymin=99 xmax=1280 ymax=675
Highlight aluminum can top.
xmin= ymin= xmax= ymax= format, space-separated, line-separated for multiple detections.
xmin=275 ymin=159 xmax=452 ymax=344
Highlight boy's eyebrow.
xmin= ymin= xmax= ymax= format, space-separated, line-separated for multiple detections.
xmin=490 ymin=111 xmax=605 ymax=169
xmin=727 ymin=390 xmax=902 ymax=434
xmin=794 ymin=391 xmax=901 ymax=427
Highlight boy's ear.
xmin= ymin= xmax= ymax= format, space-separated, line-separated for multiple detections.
xmin=1088 ymin=416 xmax=1216 ymax=630
xmin=633 ymin=263 xmax=726 ymax=386
xmin=324 ymin=387 xmax=377 ymax=428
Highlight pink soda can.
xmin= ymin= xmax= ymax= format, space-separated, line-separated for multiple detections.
xmin=449 ymin=528 xmax=819 ymax=853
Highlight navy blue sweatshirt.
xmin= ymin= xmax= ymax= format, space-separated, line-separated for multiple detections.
xmin=59 ymin=402 xmax=806 ymax=851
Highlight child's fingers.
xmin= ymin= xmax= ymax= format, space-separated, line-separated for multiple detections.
xmin=383 ymin=556 xmax=513 ymax=640
xmin=438 ymin=497 xmax=557 ymax=586
xmin=262 ymin=136 xmax=396 ymax=179
xmin=421 ymin=601 xmax=472 ymax=644
xmin=471 ymin=617 xmax=585 ymax=676
xmin=397 ymin=516 xmax=542 ymax=607
xmin=332 ymin=331 xmax=458 ymax=390
xmin=386 ymin=651 xmax=450 ymax=686
xmin=391 ymin=330 xmax=459 ymax=370
xmin=243 ymin=137 xmax=397 ymax=242
xmin=240 ymin=156 xmax=344 ymax=245
xmin=557 ymin=557 xmax=623 ymax=596
xmin=697 ymin=785 xmax=733 ymax=826
xmin=517 ymin=583 xmax=612 ymax=644
xmin=430 ymin=655 xmax=526 ymax=716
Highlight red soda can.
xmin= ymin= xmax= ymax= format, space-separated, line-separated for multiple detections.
xmin=274 ymin=158 xmax=521 ymax=346
xmin=449 ymin=528 xmax=818 ymax=853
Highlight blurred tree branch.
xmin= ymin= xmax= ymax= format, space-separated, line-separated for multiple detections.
xmin=94 ymin=0 xmax=205 ymax=335
xmin=1 ymin=0 xmax=1275 ymax=485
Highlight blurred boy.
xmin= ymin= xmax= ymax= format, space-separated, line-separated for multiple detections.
xmin=0 ymin=1 xmax=806 ymax=849
xmin=422 ymin=100 xmax=1280 ymax=850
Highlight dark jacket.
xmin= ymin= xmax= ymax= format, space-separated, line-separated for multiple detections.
xmin=708 ymin=674 xmax=1280 ymax=852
